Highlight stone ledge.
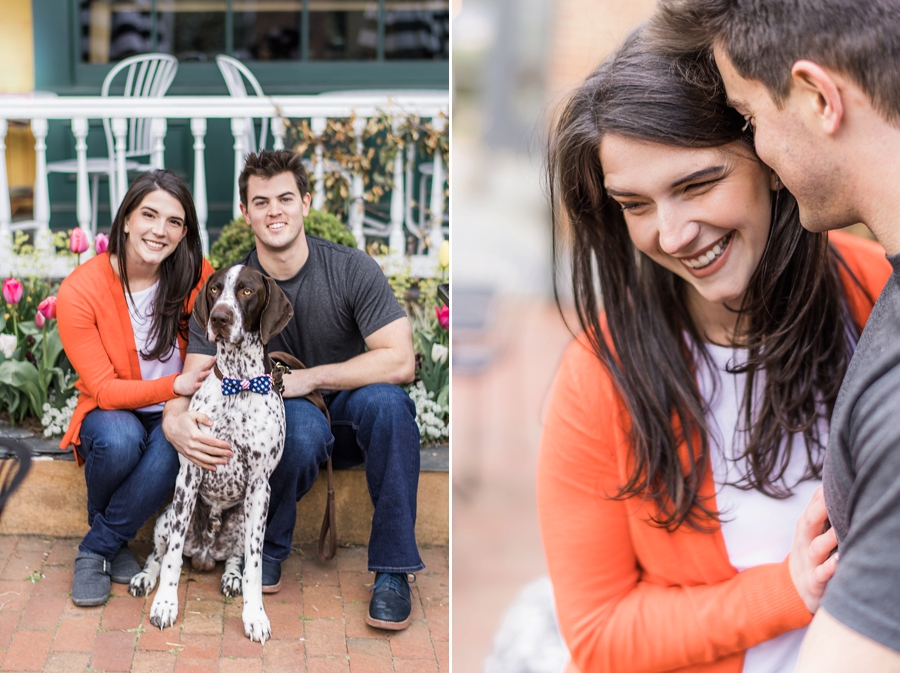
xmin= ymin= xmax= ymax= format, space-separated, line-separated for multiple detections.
xmin=0 ymin=459 xmax=448 ymax=546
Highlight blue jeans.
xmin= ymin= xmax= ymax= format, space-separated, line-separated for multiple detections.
xmin=76 ymin=409 xmax=181 ymax=560
xmin=265 ymin=383 xmax=424 ymax=573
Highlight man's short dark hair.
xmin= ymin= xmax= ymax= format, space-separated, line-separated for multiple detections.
xmin=239 ymin=150 xmax=310 ymax=206
xmin=649 ymin=0 xmax=900 ymax=126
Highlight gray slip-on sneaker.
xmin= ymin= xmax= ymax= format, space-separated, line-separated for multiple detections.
xmin=72 ymin=551 xmax=111 ymax=607
xmin=110 ymin=545 xmax=141 ymax=584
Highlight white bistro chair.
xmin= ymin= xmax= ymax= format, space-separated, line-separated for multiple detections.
xmin=45 ymin=53 xmax=178 ymax=234
xmin=216 ymin=55 xmax=277 ymax=218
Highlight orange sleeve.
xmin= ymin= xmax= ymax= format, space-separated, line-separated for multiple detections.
xmin=537 ymin=338 xmax=811 ymax=673
xmin=57 ymin=269 xmax=177 ymax=411
xmin=829 ymin=230 xmax=892 ymax=328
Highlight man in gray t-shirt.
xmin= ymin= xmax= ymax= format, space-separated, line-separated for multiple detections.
xmin=163 ymin=150 xmax=422 ymax=631
xmin=651 ymin=0 xmax=900 ymax=668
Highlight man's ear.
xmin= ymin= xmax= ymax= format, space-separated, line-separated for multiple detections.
xmin=790 ymin=60 xmax=844 ymax=135
xmin=301 ymin=191 xmax=312 ymax=216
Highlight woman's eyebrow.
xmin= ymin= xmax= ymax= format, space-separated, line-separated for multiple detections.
xmin=670 ymin=165 xmax=726 ymax=189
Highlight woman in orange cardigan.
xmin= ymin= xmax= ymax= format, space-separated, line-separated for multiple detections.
xmin=57 ymin=170 xmax=214 ymax=607
xmin=538 ymin=31 xmax=892 ymax=673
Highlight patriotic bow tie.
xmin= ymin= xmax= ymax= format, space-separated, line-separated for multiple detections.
xmin=221 ymin=374 xmax=272 ymax=396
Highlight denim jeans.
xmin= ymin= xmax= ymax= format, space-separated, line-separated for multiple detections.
xmin=76 ymin=409 xmax=181 ymax=560
xmin=264 ymin=383 xmax=424 ymax=573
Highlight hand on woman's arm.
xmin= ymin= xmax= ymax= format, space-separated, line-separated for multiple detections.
xmin=788 ymin=485 xmax=839 ymax=613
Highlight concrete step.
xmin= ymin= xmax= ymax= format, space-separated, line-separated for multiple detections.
xmin=0 ymin=430 xmax=448 ymax=546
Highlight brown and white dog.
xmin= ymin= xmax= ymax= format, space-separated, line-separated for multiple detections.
xmin=129 ymin=265 xmax=322 ymax=643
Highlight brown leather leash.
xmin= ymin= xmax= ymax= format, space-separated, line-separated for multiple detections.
xmin=267 ymin=352 xmax=338 ymax=562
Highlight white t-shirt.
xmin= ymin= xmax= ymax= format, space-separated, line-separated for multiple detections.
xmin=697 ymin=343 xmax=823 ymax=673
xmin=127 ymin=281 xmax=183 ymax=413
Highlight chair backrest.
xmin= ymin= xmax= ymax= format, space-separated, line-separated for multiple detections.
xmin=101 ymin=53 xmax=178 ymax=162
xmin=216 ymin=55 xmax=268 ymax=154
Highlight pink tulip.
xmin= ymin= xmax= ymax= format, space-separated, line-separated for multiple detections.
xmin=435 ymin=304 xmax=449 ymax=330
xmin=69 ymin=227 xmax=90 ymax=254
xmin=38 ymin=296 xmax=57 ymax=320
xmin=34 ymin=311 xmax=45 ymax=328
xmin=94 ymin=232 xmax=109 ymax=254
xmin=2 ymin=278 xmax=23 ymax=305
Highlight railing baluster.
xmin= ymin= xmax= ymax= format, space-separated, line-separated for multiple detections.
xmin=272 ymin=117 xmax=285 ymax=151
xmin=350 ymin=116 xmax=366 ymax=250
xmin=311 ymin=117 xmax=326 ymax=212
xmin=0 ymin=120 xmax=11 ymax=267
xmin=231 ymin=117 xmax=248 ymax=219
xmin=72 ymin=118 xmax=92 ymax=236
xmin=389 ymin=116 xmax=405 ymax=254
xmin=191 ymin=117 xmax=209 ymax=255
xmin=31 ymin=118 xmax=52 ymax=253
xmin=405 ymin=141 xmax=415 ymax=250
xmin=151 ymin=117 xmax=167 ymax=170
xmin=112 ymin=117 xmax=128 ymax=215
xmin=429 ymin=114 xmax=446 ymax=256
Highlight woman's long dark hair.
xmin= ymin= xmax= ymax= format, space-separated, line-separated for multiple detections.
xmin=547 ymin=30 xmax=867 ymax=530
xmin=108 ymin=169 xmax=203 ymax=362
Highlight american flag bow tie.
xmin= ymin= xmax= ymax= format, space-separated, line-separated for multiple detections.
xmin=221 ymin=374 xmax=272 ymax=396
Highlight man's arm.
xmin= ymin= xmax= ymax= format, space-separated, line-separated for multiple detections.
xmin=162 ymin=352 xmax=233 ymax=471
xmin=281 ymin=316 xmax=415 ymax=398
xmin=796 ymin=609 xmax=900 ymax=672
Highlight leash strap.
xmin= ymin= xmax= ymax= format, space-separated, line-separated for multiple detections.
xmin=318 ymin=456 xmax=337 ymax=562
xmin=268 ymin=352 xmax=338 ymax=562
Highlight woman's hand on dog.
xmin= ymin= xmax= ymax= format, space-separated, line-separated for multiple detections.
xmin=173 ymin=358 xmax=214 ymax=397
xmin=789 ymin=485 xmax=839 ymax=613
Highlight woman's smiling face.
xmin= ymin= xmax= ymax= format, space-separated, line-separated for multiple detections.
xmin=599 ymin=135 xmax=774 ymax=315
xmin=123 ymin=188 xmax=188 ymax=272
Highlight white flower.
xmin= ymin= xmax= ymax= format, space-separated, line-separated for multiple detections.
xmin=431 ymin=343 xmax=448 ymax=365
xmin=0 ymin=334 xmax=16 ymax=359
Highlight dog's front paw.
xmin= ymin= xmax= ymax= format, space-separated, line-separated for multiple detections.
xmin=243 ymin=604 xmax=271 ymax=644
xmin=129 ymin=571 xmax=156 ymax=597
xmin=149 ymin=591 xmax=180 ymax=630
xmin=221 ymin=572 xmax=242 ymax=597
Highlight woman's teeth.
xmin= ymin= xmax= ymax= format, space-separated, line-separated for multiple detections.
xmin=145 ymin=240 xmax=164 ymax=250
xmin=682 ymin=233 xmax=732 ymax=269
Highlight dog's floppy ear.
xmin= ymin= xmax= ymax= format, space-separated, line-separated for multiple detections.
xmin=192 ymin=272 xmax=217 ymax=340
xmin=259 ymin=275 xmax=294 ymax=345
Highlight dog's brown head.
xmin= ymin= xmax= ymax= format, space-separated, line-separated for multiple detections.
xmin=192 ymin=265 xmax=293 ymax=345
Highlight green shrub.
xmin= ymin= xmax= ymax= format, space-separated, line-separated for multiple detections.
xmin=207 ymin=210 xmax=358 ymax=270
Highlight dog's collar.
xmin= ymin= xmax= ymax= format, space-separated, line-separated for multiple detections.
xmin=214 ymin=364 xmax=273 ymax=396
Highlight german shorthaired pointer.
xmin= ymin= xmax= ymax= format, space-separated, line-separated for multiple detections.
xmin=129 ymin=265 xmax=326 ymax=643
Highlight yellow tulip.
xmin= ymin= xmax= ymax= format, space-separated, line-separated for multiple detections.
xmin=438 ymin=240 xmax=449 ymax=269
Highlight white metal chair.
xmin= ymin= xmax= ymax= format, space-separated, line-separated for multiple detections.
xmin=45 ymin=53 xmax=178 ymax=234
xmin=216 ymin=55 xmax=268 ymax=154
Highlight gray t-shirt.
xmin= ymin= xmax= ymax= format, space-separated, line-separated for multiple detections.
xmin=188 ymin=235 xmax=407 ymax=372
xmin=823 ymin=252 xmax=900 ymax=652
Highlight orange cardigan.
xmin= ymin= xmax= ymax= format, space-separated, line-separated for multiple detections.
xmin=57 ymin=253 xmax=213 ymax=464
xmin=537 ymin=231 xmax=891 ymax=673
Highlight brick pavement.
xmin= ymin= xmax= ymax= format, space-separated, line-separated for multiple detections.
xmin=0 ymin=536 xmax=447 ymax=672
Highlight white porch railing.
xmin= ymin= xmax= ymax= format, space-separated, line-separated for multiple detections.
xmin=0 ymin=92 xmax=448 ymax=278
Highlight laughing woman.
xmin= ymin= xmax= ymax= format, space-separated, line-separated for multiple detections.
xmin=538 ymin=31 xmax=891 ymax=673
xmin=57 ymin=170 xmax=214 ymax=607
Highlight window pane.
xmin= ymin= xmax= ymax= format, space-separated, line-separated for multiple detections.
xmin=81 ymin=0 xmax=159 ymax=63
xmin=383 ymin=1 xmax=448 ymax=60
xmin=308 ymin=1 xmax=378 ymax=61
xmin=234 ymin=0 xmax=301 ymax=61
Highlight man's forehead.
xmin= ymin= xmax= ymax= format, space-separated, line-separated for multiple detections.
xmin=248 ymin=172 xmax=299 ymax=199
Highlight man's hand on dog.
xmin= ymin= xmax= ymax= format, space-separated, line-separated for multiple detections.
xmin=163 ymin=355 xmax=233 ymax=471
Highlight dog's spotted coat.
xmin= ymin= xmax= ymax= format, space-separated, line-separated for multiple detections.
xmin=129 ymin=265 xmax=294 ymax=643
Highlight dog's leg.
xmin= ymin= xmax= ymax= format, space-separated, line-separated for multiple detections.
xmin=149 ymin=462 xmax=203 ymax=629
xmin=221 ymin=556 xmax=243 ymax=597
xmin=129 ymin=505 xmax=171 ymax=597
xmin=241 ymin=474 xmax=272 ymax=643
